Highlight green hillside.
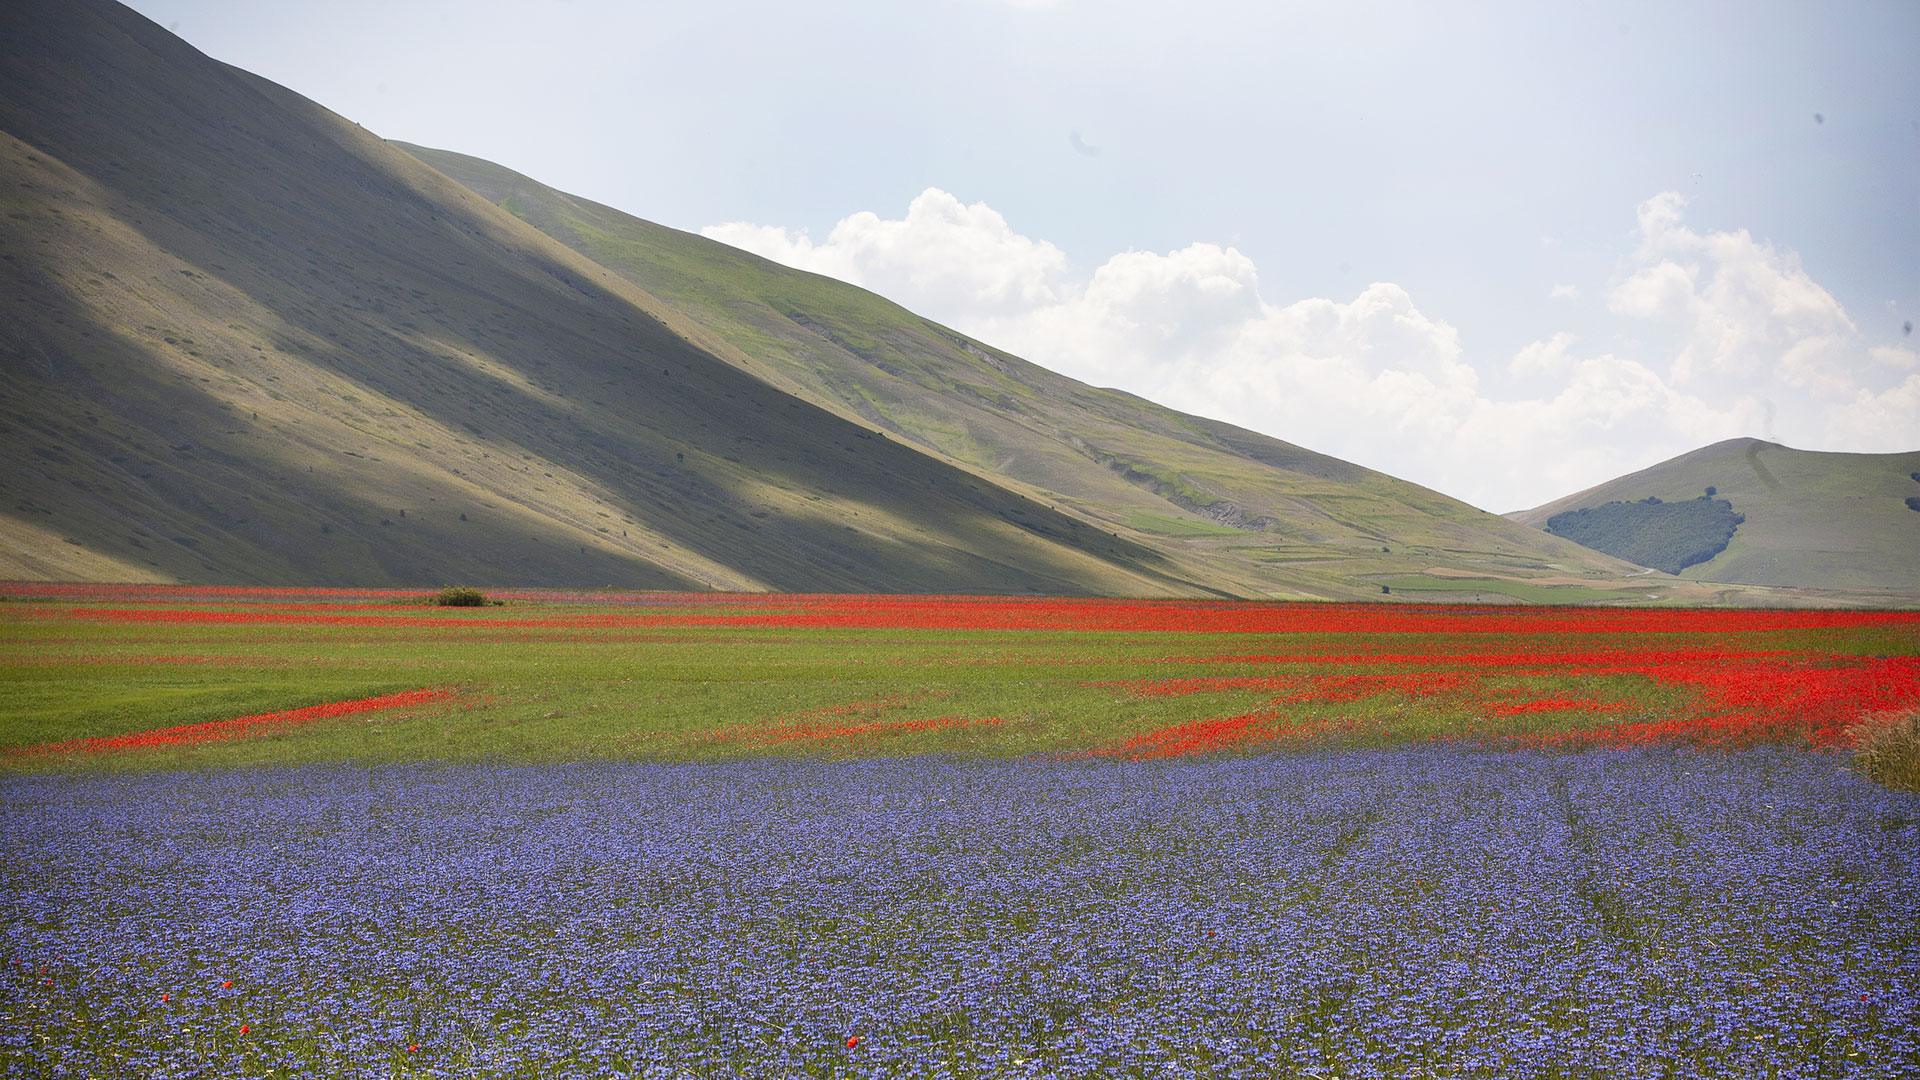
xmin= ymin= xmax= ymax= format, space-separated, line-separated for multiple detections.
xmin=0 ymin=0 xmax=1183 ymax=595
xmin=399 ymin=144 xmax=1681 ymax=602
xmin=1512 ymin=439 xmax=1920 ymax=593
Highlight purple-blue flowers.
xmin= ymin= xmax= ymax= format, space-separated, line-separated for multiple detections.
xmin=3 ymin=747 xmax=1916 ymax=1077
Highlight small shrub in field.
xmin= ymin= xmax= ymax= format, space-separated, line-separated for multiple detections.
xmin=1849 ymin=709 xmax=1920 ymax=791
xmin=433 ymin=586 xmax=488 ymax=607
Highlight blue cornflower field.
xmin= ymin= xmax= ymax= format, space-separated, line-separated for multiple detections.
xmin=4 ymin=747 xmax=1916 ymax=1078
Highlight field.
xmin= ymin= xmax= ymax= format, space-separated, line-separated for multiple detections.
xmin=4 ymin=585 xmax=1920 ymax=1077
xmin=6 ymin=584 xmax=1920 ymax=769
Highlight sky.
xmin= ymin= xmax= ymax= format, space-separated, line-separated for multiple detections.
xmin=126 ymin=0 xmax=1920 ymax=512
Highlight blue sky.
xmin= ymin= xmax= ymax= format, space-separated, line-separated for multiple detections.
xmin=126 ymin=0 xmax=1919 ymax=511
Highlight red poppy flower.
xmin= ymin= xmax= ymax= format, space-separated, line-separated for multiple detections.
xmin=846 ymin=1036 xmax=860 ymax=1048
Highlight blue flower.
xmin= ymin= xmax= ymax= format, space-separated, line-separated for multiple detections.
xmin=2 ymin=747 xmax=1915 ymax=1077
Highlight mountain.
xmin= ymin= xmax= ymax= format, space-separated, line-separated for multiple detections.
xmin=1509 ymin=438 xmax=1920 ymax=593
xmin=0 ymin=0 xmax=1853 ymax=603
xmin=394 ymin=144 xmax=1684 ymax=602
xmin=0 ymin=0 xmax=1201 ymax=595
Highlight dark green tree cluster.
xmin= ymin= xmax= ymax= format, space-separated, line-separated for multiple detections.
xmin=1546 ymin=492 xmax=1744 ymax=574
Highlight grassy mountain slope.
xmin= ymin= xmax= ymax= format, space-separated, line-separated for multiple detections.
xmin=400 ymin=145 xmax=1677 ymax=602
xmin=1510 ymin=439 xmax=1920 ymax=592
xmin=0 ymin=0 xmax=1188 ymax=594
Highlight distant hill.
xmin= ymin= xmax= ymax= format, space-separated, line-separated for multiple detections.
xmin=1511 ymin=439 xmax=1920 ymax=592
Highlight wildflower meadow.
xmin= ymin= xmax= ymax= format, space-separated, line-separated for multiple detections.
xmin=2 ymin=585 xmax=1917 ymax=1077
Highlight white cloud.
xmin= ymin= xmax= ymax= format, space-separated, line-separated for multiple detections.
xmin=1510 ymin=332 xmax=1577 ymax=375
xmin=1608 ymin=259 xmax=1696 ymax=321
xmin=705 ymin=189 xmax=1917 ymax=512
xmin=1548 ymin=283 xmax=1580 ymax=300
xmin=1870 ymin=345 xmax=1919 ymax=369
xmin=1609 ymin=192 xmax=1857 ymax=390
xmin=703 ymin=189 xmax=1071 ymax=321
xmin=1827 ymin=375 xmax=1920 ymax=450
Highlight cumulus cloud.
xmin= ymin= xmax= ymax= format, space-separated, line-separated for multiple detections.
xmin=704 ymin=189 xmax=1071 ymax=321
xmin=1548 ymin=283 xmax=1581 ymax=300
xmin=704 ymin=189 xmax=1915 ymax=511
xmin=1510 ymin=333 xmax=1577 ymax=375
xmin=1827 ymin=375 xmax=1920 ymax=450
xmin=1609 ymin=192 xmax=1857 ymax=392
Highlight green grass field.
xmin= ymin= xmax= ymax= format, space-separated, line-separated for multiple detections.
xmin=6 ymin=585 xmax=1917 ymax=773
xmin=1377 ymin=576 xmax=1656 ymax=604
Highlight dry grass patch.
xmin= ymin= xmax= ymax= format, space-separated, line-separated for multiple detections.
xmin=1848 ymin=708 xmax=1920 ymax=791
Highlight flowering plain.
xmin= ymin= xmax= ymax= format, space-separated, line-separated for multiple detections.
xmin=2 ymin=585 xmax=1918 ymax=1076
xmin=5 ymin=584 xmax=1919 ymax=768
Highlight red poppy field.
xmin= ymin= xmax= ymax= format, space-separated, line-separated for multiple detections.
xmin=2 ymin=583 xmax=1917 ymax=770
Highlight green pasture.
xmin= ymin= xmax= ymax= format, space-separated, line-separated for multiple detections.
xmin=5 ymin=593 xmax=1915 ymax=773
xmin=1377 ymin=576 xmax=1654 ymax=604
